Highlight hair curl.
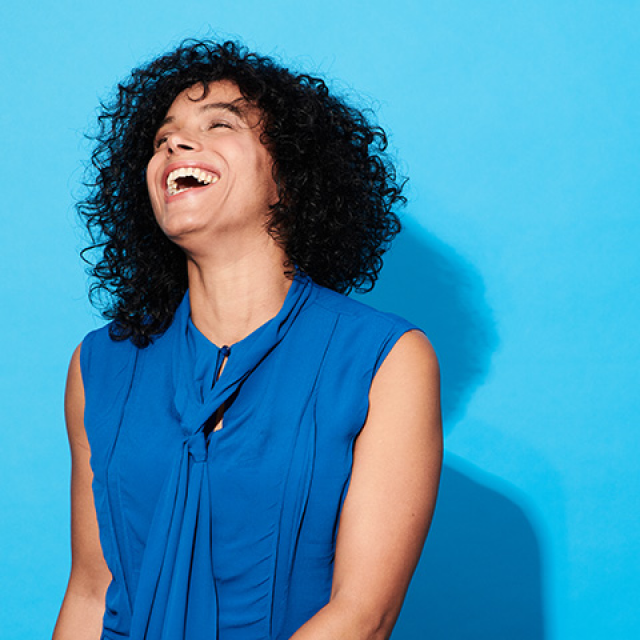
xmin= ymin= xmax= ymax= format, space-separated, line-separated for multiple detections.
xmin=80 ymin=39 xmax=406 ymax=346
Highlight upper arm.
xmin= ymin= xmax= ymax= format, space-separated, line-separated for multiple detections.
xmin=330 ymin=330 xmax=443 ymax=634
xmin=54 ymin=346 xmax=110 ymax=639
xmin=65 ymin=344 xmax=112 ymax=596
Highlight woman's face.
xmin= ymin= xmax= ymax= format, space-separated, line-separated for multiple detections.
xmin=146 ymin=80 xmax=279 ymax=252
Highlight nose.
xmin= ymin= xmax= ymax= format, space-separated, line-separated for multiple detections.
xmin=166 ymin=130 xmax=200 ymax=155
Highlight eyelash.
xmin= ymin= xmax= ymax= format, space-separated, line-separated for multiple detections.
xmin=208 ymin=121 xmax=231 ymax=130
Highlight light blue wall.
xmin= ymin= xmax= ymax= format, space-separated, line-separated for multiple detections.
xmin=1 ymin=2 xmax=638 ymax=638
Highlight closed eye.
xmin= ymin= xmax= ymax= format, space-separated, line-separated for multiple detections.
xmin=208 ymin=121 xmax=232 ymax=130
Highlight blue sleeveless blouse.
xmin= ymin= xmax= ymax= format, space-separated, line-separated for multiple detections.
xmin=80 ymin=273 xmax=418 ymax=640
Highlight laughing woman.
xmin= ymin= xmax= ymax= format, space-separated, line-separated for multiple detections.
xmin=53 ymin=40 xmax=442 ymax=640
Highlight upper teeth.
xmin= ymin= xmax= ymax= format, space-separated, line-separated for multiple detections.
xmin=166 ymin=167 xmax=220 ymax=195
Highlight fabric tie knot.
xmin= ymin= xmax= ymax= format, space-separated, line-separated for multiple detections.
xmin=186 ymin=431 xmax=208 ymax=462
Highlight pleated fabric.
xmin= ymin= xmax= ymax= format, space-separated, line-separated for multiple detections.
xmin=80 ymin=272 xmax=419 ymax=640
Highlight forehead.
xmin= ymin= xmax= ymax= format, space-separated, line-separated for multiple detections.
xmin=164 ymin=79 xmax=257 ymax=120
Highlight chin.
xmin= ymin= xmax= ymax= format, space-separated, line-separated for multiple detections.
xmin=158 ymin=215 xmax=208 ymax=244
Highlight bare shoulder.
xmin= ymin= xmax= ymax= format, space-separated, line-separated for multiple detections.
xmin=379 ymin=328 xmax=439 ymax=371
xmin=370 ymin=329 xmax=440 ymax=415
xmin=364 ymin=326 xmax=442 ymax=470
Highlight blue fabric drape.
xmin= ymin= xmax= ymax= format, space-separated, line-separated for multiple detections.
xmin=129 ymin=274 xmax=314 ymax=639
xmin=80 ymin=272 xmax=419 ymax=639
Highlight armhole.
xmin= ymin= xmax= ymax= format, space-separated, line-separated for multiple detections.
xmin=79 ymin=329 xmax=97 ymax=393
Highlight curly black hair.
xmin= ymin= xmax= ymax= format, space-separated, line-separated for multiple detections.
xmin=80 ymin=39 xmax=406 ymax=346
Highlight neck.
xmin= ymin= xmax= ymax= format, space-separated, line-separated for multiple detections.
xmin=186 ymin=240 xmax=292 ymax=347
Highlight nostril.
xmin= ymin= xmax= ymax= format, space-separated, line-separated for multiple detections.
xmin=166 ymin=135 xmax=195 ymax=154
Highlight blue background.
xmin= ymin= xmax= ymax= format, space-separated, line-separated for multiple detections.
xmin=1 ymin=2 xmax=638 ymax=638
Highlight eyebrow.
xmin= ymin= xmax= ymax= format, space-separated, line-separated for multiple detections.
xmin=156 ymin=100 xmax=251 ymax=130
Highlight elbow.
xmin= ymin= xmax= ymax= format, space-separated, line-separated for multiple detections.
xmin=365 ymin=606 xmax=401 ymax=640
xmin=329 ymin=592 xmax=402 ymax=640
xmin=66 ymin=564 xmax=111 ymax=604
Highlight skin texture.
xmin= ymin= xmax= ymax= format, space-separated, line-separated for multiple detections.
xmin=147 ymin=81 xmax=279 ymax=262
xmin=147 ymin=81 xmax=292 ymax=348
xmin=54 ymin=81 xmax=443 ymax=639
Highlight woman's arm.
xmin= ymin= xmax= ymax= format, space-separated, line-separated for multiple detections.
xmin=290 ymin=330 xmax=443 ymax=640
xmin=52 ymin=345 xmax=112 ymax=640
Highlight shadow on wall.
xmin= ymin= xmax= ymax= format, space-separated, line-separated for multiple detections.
xmin=357 ymin=227 xmax=546 ymax=639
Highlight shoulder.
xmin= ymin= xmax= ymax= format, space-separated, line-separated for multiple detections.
xmin=309 ymin=281 xmax=431 ymax=384
xmin=312 ymin=283 xmax=418 ymax=338
xmin=371 ymin=329 xmax=439 ymax=402
xmin=79 ymin=321 xmax=157 ymax=393
xmin=79 ymin=323 xmax=131 ymax=373
xmin=313 ymin=284 xmax=405 ymax=322
xmin=77 ymin=323 xmax=143 ymax=422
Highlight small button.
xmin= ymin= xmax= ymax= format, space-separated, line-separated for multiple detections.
xmin=220 ymin=345 xmax=231 ymax=357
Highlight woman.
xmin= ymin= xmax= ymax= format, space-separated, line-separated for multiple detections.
xmin=54 ymin=40 xmax=442 ymax=640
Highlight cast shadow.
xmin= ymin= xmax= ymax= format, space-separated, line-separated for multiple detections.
xmin=357 ymin=227 xmax=546 ymax=638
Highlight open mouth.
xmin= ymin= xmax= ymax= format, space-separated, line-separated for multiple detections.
xmin=166 ymin=167 xmax=220 ymax=196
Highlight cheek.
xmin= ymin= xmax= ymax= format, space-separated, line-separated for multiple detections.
xmin=146 ymin=159 xmax=163 ymax=209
